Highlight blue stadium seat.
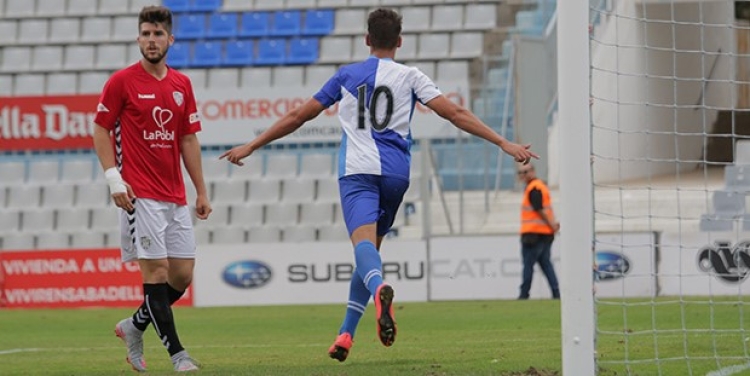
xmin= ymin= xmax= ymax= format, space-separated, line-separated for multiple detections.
xmin=192 ymin=41 xmax=222 ymax=67
xmin=271 ymin=10 xmax=301 ymax=36
xmin=207 ymin=13 xmax=238 ymax=39
xmin=167 ymin=42 xmax=190 ymax=68
xmin=287 ymin=37 xmax=318 ymax=65
xmin=190 ymin=0 xmax=222 ymax=12
xmin=302 ymin=9 xmax=334 ymax=36
xmin=255 ymin=39 xmax=286 ymax=65
xmin=224 ymin=40 xmax=254 ymax=66
xmin=174 ymin=14 xmax=206 ymax=39
xmin=163 ymin=0 xmax=190 ymax=12
xmin=240 ymin=12 xmax=271 ymax=38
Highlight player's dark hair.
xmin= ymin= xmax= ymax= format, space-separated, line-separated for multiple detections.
xmin=138 ymin=6 xmax=173 ymax=34
xmin=367 ymin=8 xmax=402 ymax=49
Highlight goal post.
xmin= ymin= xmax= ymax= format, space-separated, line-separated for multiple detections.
xmin=557 ymin=0 xmax=596 ymax=375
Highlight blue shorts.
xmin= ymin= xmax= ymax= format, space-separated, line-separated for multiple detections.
xmin=339 ymin=174 xmax=410 ymax=237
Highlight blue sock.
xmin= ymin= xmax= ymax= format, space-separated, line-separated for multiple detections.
xmin=339 ymin=268 xmax=370 ymax=338
xmin=354 ymin=240 xmax=384 ymax=295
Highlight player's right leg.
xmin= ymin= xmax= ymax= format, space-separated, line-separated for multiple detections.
xmin=329 ymin=268 xmax=370 ymax=362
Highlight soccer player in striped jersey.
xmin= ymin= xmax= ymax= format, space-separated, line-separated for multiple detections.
xmin=221 ymin=8 xmax=538 ymax=362
xmin=93 ymin=5 xmax=211 ymax=372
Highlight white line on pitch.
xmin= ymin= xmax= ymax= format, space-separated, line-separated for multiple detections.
xmin=706 ymin=362 xmax=750 ymax=376
xmin=0 ymin=349 xmax=40 ymax=355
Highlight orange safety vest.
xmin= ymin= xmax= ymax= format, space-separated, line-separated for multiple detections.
xmin=520 ymin=179 xmax=556 ymax=235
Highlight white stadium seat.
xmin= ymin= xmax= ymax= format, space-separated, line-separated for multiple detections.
xmin=32 ymin=46 xmax=63 ymax=72
xmin=49 ymin=19 xmax=81 ymax=44
xmin=0 ymin=20 xmax=16 ymax=46
xmin=211 ymin=226 xmax=246 ymax=244
xmin=348 ymin=0 xmax=379 ymax=6
xmin=431 ymin=5 xmax=463 ymax=31
xmin=36 ymin=232 xmax=71 ymax=250
xmin=71 ymin=231 xmax=106 ymax=248
xmin=67 ymin=0 xmax=98 ymax=16
xmin=398 ymin=34 xmax=418 ymax=60
xmin=315 ymin=178 xmax=339 ymax=203
xmin=283 ymin=225 xmax=317 ymax=242
xmin=265 ymin=202 xmax=298 ymax=226
xmin=79 ymin=72 xmax=109 ymax=93
xmin=46 ymin=73 xmax=78 ymax=95
xmin=90 ymin=207 xmax=120 ymax=231
xmin=334 ymin=9 xmax=366 ymax=35
xmin=464 ymin=4 xmax=497 ymax=30
xmin=229 ymin=202 xmax=264 ymax=227
xmin=56 ymin=207 xmax=91 ymax=231
xmin=0 ymin=161 xmax=26 ymax=185
xmin=196 ymin=203 xmax=230 ymax=227
xmin=129 ymin=0 xmax=154 ymax=13
xmin=112 ymin=16 xmax=137 ymax=42
xmin=37 ymin=1 xmax=66 ymax=17
xmin=5 ymin=0 xmax=35 ymax=17
xmin=305 ymin=65 xmax=336 ymax=87
xmin=96 ymin=44 xmax=128 ymax=70
xmin=18 ymin=19 xmax=49 ymax=44
xmin=450 ymin=32 xmax=483 ymax=58
xmin=7 ymin=185 xmax=41 ymax=209
xmin=272 ymin=66 xmax=305 ymax=87
xmin=408 ymin=61 xmax=436 ymax=80
xmin=181 ymin=69 xmax=208 ymax=89
xmin=208 ymin=68 xmax=240 ymax=89
xmin=299 ymin=201 xmax=334 ymax=226
xmin=22 ymin=208 xmax=55 ymax=232
xmin=318 ymin=36 xmax=352 ymax=63
xmin=0 ymin=75 xmax=11 ymax=96
xmin=282 ymin=177 xmax=316 ymax=204
xmin=437 ymin=60 xmax=469 ymax=83
xmin=0 ymin=210 xmax=22 ymax=233
xmin=194 ymin=226 xmax=211 ymax=245
xmin=2 ymin=233 xmax=35 ymax=250
xmin=1 ymin=47 xmax=32 ymax=73
xmin=285 ymin=0 xmax=316 ymax=9
xmin=418 ymin=33 xmax=450 ymax=59
xmin=202 ymin=157 xmax=232 ymax=181
xmin=241 ymin=67 xmax=272 ymax=87
xmin=351 ymin=35 xmax=369 ymax=61
xmin=127 ymin=44 xmax=143 ymax=65
xmin=381 ymin=0 xmax=412 ymax=5
xmin=60 ymin=159 xmax=95 ymax=183
xmin=14 ymin=74 xmax=45 ymax=96
xmin=248 ymin=178 xmax=281 ymax=203
xmin=253 ymin=0 xmax=285 ymax=11
xmin=299 ymin=153 xmax=333 ymax=178
xmin=317 ymin=223 xmax=349 ymax=241
xmin=28 ymin=160 xmax=59 ymax=184
xmin=80 ymin=17 xmax=112 ymax=43
xmin=247 ymin=226 xmax=281 ymax=243
xmin=401 ymin=7 xmax=431 ymax=33
xmin=265 ymin=154 xmax=298 ymax=178
xmin=75 ymin=183 xmax=110 ymax=208
xmin=317 ymin=0 xmax=348 ymax=7
xmin=98 ymin=0 xmax=130 ymax=15
xmin=229 ymin=156 xmax=264 ymax=181
xmin=42 ymin=183 xmax=77 ymax=209
xmin=64 ymin=45 xmax=96 ymax=71
xmin=212 ymin=180 xmax=247 ymax=204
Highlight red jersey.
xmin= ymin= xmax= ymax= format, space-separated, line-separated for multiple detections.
xmin=94 ymin=62 xmax=201 ymax=205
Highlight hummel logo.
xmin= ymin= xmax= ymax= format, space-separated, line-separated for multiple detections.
xmin=138 ymin=93 xmax=156 ymax=99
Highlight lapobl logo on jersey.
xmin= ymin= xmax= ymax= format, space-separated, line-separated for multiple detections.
xmin=143 ymin=106 xmax=175 ymax=141
xmin=697 ymin=241 xmax=750 ymax=284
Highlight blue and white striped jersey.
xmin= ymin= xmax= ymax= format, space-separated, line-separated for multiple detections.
xmin=313 ymin=56 xmax=442 ymax=180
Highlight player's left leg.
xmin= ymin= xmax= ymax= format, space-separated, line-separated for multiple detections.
xmin=538 ymin=238 xmax=560 ymax=299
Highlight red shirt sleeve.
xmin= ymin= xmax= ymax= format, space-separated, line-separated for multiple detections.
xmin=94 ymin=72 xmax=126 ymax=130
xmin=182 ymin=78 xmax=202 ymax=135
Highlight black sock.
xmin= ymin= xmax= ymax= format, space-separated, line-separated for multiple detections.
xmin=142 ymin=283 xmax=185 ymax=356
xmin=132 ymin=283 xmax=186 ymax=331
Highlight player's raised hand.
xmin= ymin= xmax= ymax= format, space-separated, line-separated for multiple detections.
xmin=501 ymin=142 xmax=539 ymax=165
xmin=220 ymin=144 xmax=253 ymax=166
xmin=195 ymin=194 xmax=212 ymax=220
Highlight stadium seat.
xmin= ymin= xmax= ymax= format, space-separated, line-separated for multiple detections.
xmin=17 ymin=19 xmax=48 ymax=44
xmin=71 ymin=231 xmax=106 ymax=248
xmin=317 ymin=223 xmax=348 ymax=241
xmin=252 ymin=0 xmax=284 ymax=11
xmin=194 ymin=226 xmax=210 ymax=245
xmin=203 ymin=157 xmax=232 ymax=181
xmin=299 ymin=202 xmax=334 ymax=226
xmin=208 ymin=68 xmax=240 ymax=89
xmin=175 ymin=14 xmax=206 ymax=39
xmin=464 ymin=4 xmax=497 ymax=30
xmin=98 ymin=0 xmax=130 ymax=15
xmin=181 ymin=68 xmax=208 ymax=88
xmin=409 ymin=61 xmax=436 ymax=80
xmin=437 ymin=60 xmax=469 ymax=82
xmin=196 ymin=203 xmax=230 ymax=227
xmin=112 ymin=16 xmax=137 ymax=42
xmin=67 ymin=0 xmax=98 ymax=16
xmin=28 ymin=160 xmax=59 ymax=184
xmin=334 ymin=9 xmax=366 ymax=35
xmin=80 ymin=17 xmax=112 ymax=43
xmin=283 ymin=225 xmax=317 ymax=242
xmin=31 ymin=46 xmax=63 ymax=72
xmin=265 ymin=154 xmax=298 ymax=178
xmin=282 ymin=177 xmax=316 ymax=204
xmin=271 ymin=66 xmax=304 ymax=87
xmin=305 ymin=65 xmax=336 ymax=87
xmin=79 ymin=72 xmax=109 ymax=94
xmin=381 ymin=0 xmax=412 ymax=5
xmin=1 ymin=47 xmax=31 ymax=73
xmin=450 ymin=32 xmax=483 ymax=58
xmin=315 ymin=178 xmax=339 ymax=203
xmin=61 ymin=159 xmax=95 ymax=183
xmin=36 ymin=232 xmax=71 ymax=250
xmin=212 ymin=226 xmax=246 ymax=244
xmin=211 ymin=180 xmax=247 ymax=204
xmin=299 ymin=153 xmax=333 ymax=177
xmin=22 ymin=209 xmax=55 ymax=232
xmin=0 ymin=20 xmax=17 ymax=46
xmin=64 ymin=45 xmax=96 ymax=71
xmin=351 ymin=36 xmax=370 ymax=61
xmin=0 ymin=161 xmax=26 ymax=185
xmin=42 ymin=184 xmax=77 ymax=209
xmin=2 ymin=233 xmax=35 ymax=250
xmin=96 ymin=45 xmax=128 ymax=70
xmin=90 ymin=207 xmax=119 ymax=231
xmin=191 ymin=0 xmax=222 ymax=12
xmin=0 ymin=75 xmax=12 ymax=96
xmin=127 ymin=44 xmax=142 ymax=65
xmin=192 ymin=41 xmax=223 ymax=67
xmin=224 ymin=40 xmax=254 ymax=66
xmin=241 ymin=66 xmax=272 ymax=87
xmin=129 ymin=0 xmax=154 ymax=13
xmin=5 ymin=0 xmax=35 ymax=17
xmin=56 ymin=207 xmax=91 ymax=231
xmin=317 ymin=0 xmax=348 ymax=8
xmin=418 ymin=33 xmax=450 ymax=59
xmin=348 ymin=0 xmax=379 ymax=6
xmin=398 ymin=34 xmax=418 ymax=60
xmin=207 ymin=12 xmax=239 ymax=39
xmin=248 ymin=178 xmax=281 ymax=203
xmin=0 ymin=210 xmax=22 ymax=233
xmin=318 ymin=36 xmax=351 ymax=63
xmin=229 ymin=154 xmax=264 ymax=180
xmin=271 ymin=10 xmax=302 ymax=37
xmin=287 ymin=37 xmax=319 ymax=65
xmin=37 ymin=1 xmax=66 ymax=17
xmin=255 ymin=39 xmax=287 ymax=65
xmin=163 ymin=0 xmax=190 ymax=13
xmin=302 ymin=9 xmax=334 ymax=36
xmin=286 ymin=0 xmax=316 ymax=9
xmin=49 ymin=19 xmax=81 ymax=44
xmin=75 ymin=183 xmax=110 ymax=208
xmin=247 ymin=226 xmax=281 ymax=243
xmin=14 ymin=74 xmax=45 ymax=96
xmin=240 ymin=12 xmax=271 ymax=38
xmin=166 ymin=42 xmax=190 ymax=68
xmin=401 ymin=7 xmax=431 ymax=33
xmin=7 ymin=185 xmax=41 ymax=209
xmin=431 ymin=5 xmax=463 ymax=31
xmin=229 ymin=202 xmax=264 ymax=227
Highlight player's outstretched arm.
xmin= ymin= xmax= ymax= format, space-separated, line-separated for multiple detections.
xmin=181 ymin=133 xmax=212 ymax=220
xmin=221 ymin=98 xmax=326 ymax=166
xmin=425 ymin=95 xmax=539 ymax=164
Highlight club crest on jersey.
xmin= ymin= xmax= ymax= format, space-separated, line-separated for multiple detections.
xmin=173 ymin=91 xmax=184 ymax=106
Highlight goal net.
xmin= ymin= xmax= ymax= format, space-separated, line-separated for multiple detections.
xmin=582 ymin=0 xmax=750 ymax=374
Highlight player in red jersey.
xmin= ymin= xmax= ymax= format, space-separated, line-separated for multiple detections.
xmin=92 ymin=5 xmax=211 ymax=373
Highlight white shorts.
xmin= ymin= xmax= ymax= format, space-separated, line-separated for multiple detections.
xmin=119 ymin=198 xmax=196 ymax=262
